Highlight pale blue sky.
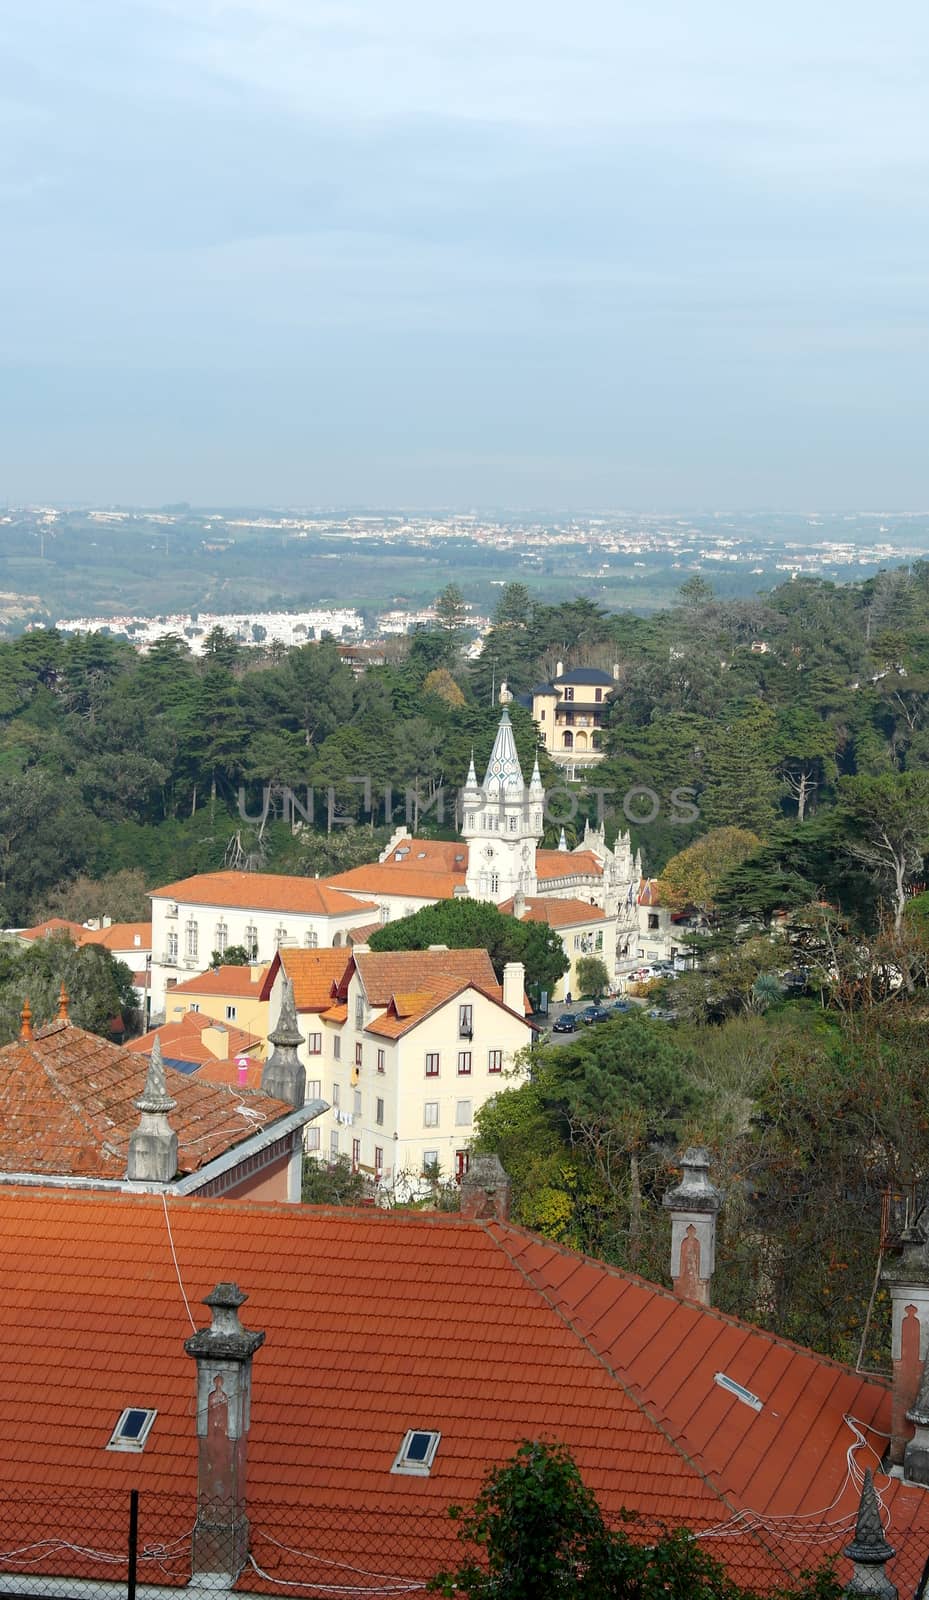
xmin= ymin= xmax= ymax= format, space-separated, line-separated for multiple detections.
xmin=2 ymin=0 xmax=927 ymax=507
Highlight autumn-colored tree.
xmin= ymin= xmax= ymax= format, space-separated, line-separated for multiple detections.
xmin=658 ymin=827 xmax=761 ymax=917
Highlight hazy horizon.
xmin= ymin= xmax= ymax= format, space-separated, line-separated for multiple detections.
xmin=2 ymin=1 xmax=927 ymax=508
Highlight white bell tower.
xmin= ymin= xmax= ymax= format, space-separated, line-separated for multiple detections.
xmin=462 ymin=711 xmax=542 ymax=903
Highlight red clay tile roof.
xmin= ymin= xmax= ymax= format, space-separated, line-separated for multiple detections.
xmin=536 ymin=849 xmax=604 ymax=881
xmin=365 ymin=976 xmax=519 ymax=1040
xmin=350 ymin=948 xmax=499 ymax=1006
xmin=87 ymin=922 xmax=152 ymax=951
xmin=150 ymin=870 xmax=378 ymax=918
xmin=16 ymin=917 xmax=86 ymax=941
xmin=127 ymin=1011 xmax=265 ymax=1068
xmin=499 ymin=895 xmax=608 ymax=928
xmin=274 ymin=948 xmax=352 ymax=1011
xmin=170 ymin=965 xmax=273 ymax=1001
xmin=0 ymin=1021 xmax=292 ymax=1179
xmin=324 ymin=862 xmax=465 ymax=899
xmin=378 ymin=836 xmax=469 ymax=870
xmin=0 ymin=1190 xmax=925 ymax=1594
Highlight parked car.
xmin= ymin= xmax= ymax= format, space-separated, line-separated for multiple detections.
xmin=648 ymin=1007 xmax=677 ymax=1022
xmin=579 ymin=1004 xmax=611 ymax=1025
xmin=552 ymin=1013 xmax=578 ymax=1033
xmin=610 ymin=999 xmax=633 ymax=1014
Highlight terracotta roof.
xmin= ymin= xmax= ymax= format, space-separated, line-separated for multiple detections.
xmin=193 ymin=1056 xmax=265 ymax=1090
xmin=347 ymin=920 xmax=383 ymax=945
xmin=16 ymin=917 xmax=86 ymax=941
xmin=365 ymin=976 xmax=513 ymax=1040
xmin=378 ymin=836 xmax=469 ymax=870
xmin=324 ymin=862 xmax=465 ymax=900
xmin=264 ymin=948 xmax=351 ymax=1012
xmin=171 ymin=964 xmax=270 ymax=999
xmin=350 ymin=948 xmax=500 ymax=1006
xmin=149 ymin=870 xmax=378 ymax=918
xmin=638 ymin=877 xmax=662 ymax=906
xmin=0 ymin=1020 xmax=291 ymax=1179
xmin=536 ymin=849 xmax=604 ymax=881
xmin=127 ymin=1011 xmax=265 ymax=1069
xmin=86 ymin=922 xmax=152 ymax=951
xmin=0 ymin=1189 xmax=923 ymax=1593
xmin=499 ymin=895 xmax=609 ymax=929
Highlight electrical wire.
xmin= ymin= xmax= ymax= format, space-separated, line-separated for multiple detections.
xmin=162 ymin=1189 xmax=197 ymax=1332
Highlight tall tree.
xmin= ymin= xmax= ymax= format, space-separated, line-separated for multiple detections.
xmin=837 ymin=771 xmax=929 ymax=932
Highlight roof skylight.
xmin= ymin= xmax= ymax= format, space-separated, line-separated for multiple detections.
xmin=391 ymin=1429 xmax=441 ymax=1476
xmin=714 ymin=1373 xmax=763 ymax=1411
xmin=107 ymin=1407 xmax=157 ymax=1452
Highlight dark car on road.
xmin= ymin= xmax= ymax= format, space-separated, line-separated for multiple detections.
xmin=579 ymin=1004 xmax=611 ymax=1025
xmin=552 ymin=1013 xmax=578 ymax=1033
xmin=610 ymin=999 xmax=633 ymax=1014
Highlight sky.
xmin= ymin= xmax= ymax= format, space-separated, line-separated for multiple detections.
xmin=1 ymin=0 xmax=928 ymax=509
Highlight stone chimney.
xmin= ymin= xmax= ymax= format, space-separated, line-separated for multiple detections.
xmin=127 ymin=1036 xmax=178 ymax=1183
xmin=461 ymin=1155 xmax=511 ymax=1222
xmin=663 ymin=1147 xmax=723 ymax=1306
xmin=260 ymin=976 xmax=305 ymax=1109
xmin=843 ymin=1469 xmax=896 ymax=1599
xmin=502 ymin=960 xmax=525 ymax=1014
xmin=881 ymin=1227 xmax=929 ymax=1466
xmin=556 ymin=660 xmax=563 ymax=677
xmin=184 ymin=1283 xmax=265 ymax=1581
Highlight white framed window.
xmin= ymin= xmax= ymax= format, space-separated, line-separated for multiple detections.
xmin=355 ymin=994 xmax=365 ymax=1028
xmin=331 ymin=1082 xmax=341 ymax=1107
xmin=305 ymin=1126 xmax=320 ymax=1151
xmin=422 ymin=1149 xmax=439 ymax=1173
xmin=457 ymin=1051 xmax=472 ymax=1076
xmin=189 ymin=1002 xmax=200 ymax=1013
xmin=306 ymin=1032 xmax=322 ymax=1054
xmin=275 ymin=924 xmax=288 ymax=949
xmin=490 ymin=873 xmax=499 ymax=895
xmin=455 ymin=1100 xmax=472 ymax=1126
xmin=351 ymin=1138 xmax=361 ymax=1170
xmin=376 ymin=1048 xmax=385 ymax=1074
xmin=225 ymin=1004 xmax=237 ymax=1021
xmin=215 ymin=920 xmax=228 ymax=955
xmin=391 ymin=1430 xmax=440 ymax=1477
xmin=333 ymin=1035 xmax=341 ymax=1060
xmin=166 ymin=931 xmax=178 ymax=963
xmin=424 ymin=1101 xmax=439 ymax=1128
xmin=107 ymin=1408 xmax=157 ymax=1453
xmin=353 ymin=1088 xmax=362 ymax=1116
xmin=458 ymin=1003 xmax=473 ymax=1038
xmin=329 ymin=1131 xmax=339 ymax=1159
xmin=374 ymin=1145 xmax=384 ymax=1176
xmin=304 ymin=929 xmax=319 ymax=948
xmin=185 ymin=920 xmax=198 ymax=960
xmin=376 ymin=1097 xmax=384 ymax=1126
xmin=425 ymin=1053 xmax=440 ymax=1078
xmin=307 ymin=1079 xmax=321 ymax=1101
xmin=245 ymin=923 xmax=258 ymax=958
xmin=488 ymin=1050 xmax=503 ymax=1074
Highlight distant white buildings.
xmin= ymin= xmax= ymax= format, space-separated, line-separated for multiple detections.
xmin=54 ymin=607 xmax=363 ymax=652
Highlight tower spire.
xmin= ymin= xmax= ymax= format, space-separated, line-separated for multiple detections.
xmin=261 ymin=975 xmax=306 ymax=1108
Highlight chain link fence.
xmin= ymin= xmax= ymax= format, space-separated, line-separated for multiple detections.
xmin=0 ymin=1489 xmax=925 ymax=1599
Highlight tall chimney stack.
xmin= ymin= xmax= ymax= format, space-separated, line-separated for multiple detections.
xmin=460 ymin=1155 xmax=511 ymax=1222
xmin=502 ymin=961 xmax=524 ymax=1015
xmin=882 ymin=1227 xmax=929 ymax=1466
xmin=663 ymin=1147 xmax=723 ymax=1306
xmin=185 ymin=1283 xmax=265 ymax=1581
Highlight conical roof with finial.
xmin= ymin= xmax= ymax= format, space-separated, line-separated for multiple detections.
xmin=481 ymin=709 xmax=525 ymax=797
xmin=267 ymin=975 xmax=303 ymax=1050
xmin=528 ymin=751 xmax=544 ymax=798
xmin=844 ymin=1469 xmax=895 ymax=1566
xmin=463 ymin=749 xmax=481 ymax=795
xmin=134 ymin=1035 xmax=177 ymax=1116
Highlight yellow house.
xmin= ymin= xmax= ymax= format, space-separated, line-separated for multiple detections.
xmin=498 ymin=894 xmax=617 ymax=1001
xmin=166 ymin=963 xmax=273 ymax=1048
xmin=530 ymin=663 xmax=618 ymax=776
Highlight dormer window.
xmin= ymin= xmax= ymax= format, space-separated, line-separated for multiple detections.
xmin=107 ymin=1407 xmax=157 ymax=1452
xmin=391 ymin=1429 xmax=440 ymax=1476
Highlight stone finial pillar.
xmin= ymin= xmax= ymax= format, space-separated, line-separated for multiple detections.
xmin=843 ymin=1469 xmax=897 ymax=1598
xmin=881 ymin=1228 xmax=929 ymax=1466
xmin=127 ymin=1036 xmax=178 ymax=1183
xmin=19 ymin=999 xmax=33 ymax=1042
xmin=57 ymin=983 xmax=69 ymax=1021
xmin=185 ymin=1283 xmax=266 ymax=1581
xmin=460 ymin=1155 xmax=511 ymax=1222
xmin=905 ymin=1354 xmax=929 ymax=1485
xmin=261 ymin=976 xmax=305 ymax=1109
xmin=663 ymin=1147 xmax=723 ymax=1307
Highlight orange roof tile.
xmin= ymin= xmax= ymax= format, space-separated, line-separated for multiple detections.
xmin=351 ymin=948 xmax=499 ymax=1006
xmin=16 ymin=917 xmax=85 ymax=941
xmin=0 ymin=1021 xmax=291 ymax=1179
xmin=127 ymin=1010 xmax=265 ymax=1068
xmin=85 ymin=922 xmax=152 ymax=951
xmin=499 ymin=895 xmax=608 ymax=928
xmin=150 ymin=870 xmax=378 ymax=918
xmin=0 ymin=1190 xmax=922 ymax=1594
xmin=378 ymin=836 xmax=469 ymax=870
xmin=171 ymin=963 xmax=271 ymax=999
xmin=324 ymin=862 xmax=465 ymax=899
xmin=273 ymin=948 xmax=352 ymax=1011
xmin=536 ymin=849 xmax=604 ymax=881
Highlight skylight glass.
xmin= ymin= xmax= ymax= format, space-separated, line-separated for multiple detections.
xmin=714 ymin=1373 xmax=763 ymax=1411
xmin=391 ymin=1429 xmax=440 ymax=1475
xmin=107 ymin=1407 xmax=157 ymax=1451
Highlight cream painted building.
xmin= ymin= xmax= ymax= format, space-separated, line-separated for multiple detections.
xmin=148 ymin=871 xmax=378 ymax=1018
xmin=265 ymin=946 xmax=533 ymax=1194
xmin=528 ymin=664 xmax=619 ymax=778
xmin=163 ymin=962 xmax=272 ymax=1040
